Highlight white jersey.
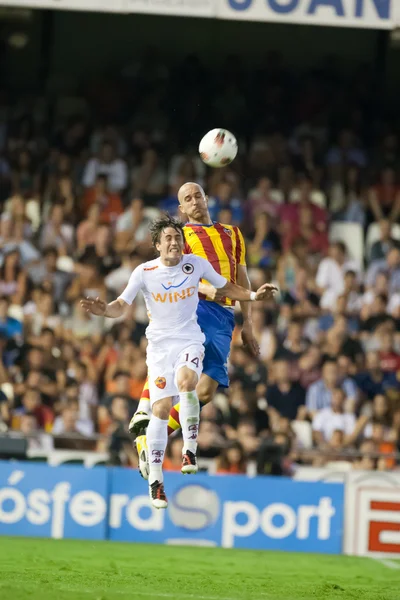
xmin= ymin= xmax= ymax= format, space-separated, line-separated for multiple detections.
xmin=118 ymin=255 xmax=227 ymax=343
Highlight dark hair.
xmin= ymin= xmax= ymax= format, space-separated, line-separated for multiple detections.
xmin=0 ymin=249 xmax=21 ymax=280
xmin=149 ymin=215 xmax=184 ymax=247
xmin=113 ymin=370 xmax=130 ymax=380
xmin=217 ymin=441 xmax=247 ymax=472
xmin=332 ymin=241 xmax=347 ymax=255
xmin=43 ymin=246 xmax=58 ymax=258
xmin=41 ymin=327 xmax=55 ymax=337
xmin=376 ymin=293 xmax=388 ymax=305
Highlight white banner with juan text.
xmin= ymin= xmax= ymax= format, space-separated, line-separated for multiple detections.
xmin=0 ymin=0 xmax=397 ymax=28
xmin=217 ymin=0 xmax=394 ymax=30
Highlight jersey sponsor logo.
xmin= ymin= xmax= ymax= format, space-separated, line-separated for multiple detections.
xmin=144 ymin=266 xmax=159 ymax=271
xmin=155 ymin=377 xmax=166 ymax=389
xmin=151 ymin=287 xmax=196 ymax=303
xmin=182 ymin=263 xmax=194 ymax=274
xmin=161 ymin=276 xmax=188 ymax=291
xmin=223 ymin=227 xmax=232 ymax=236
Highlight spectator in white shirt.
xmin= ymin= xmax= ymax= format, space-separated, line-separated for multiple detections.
xmin=312 ymin=388 xmax=356 ymax=444
xmin=52 ymin=400 xmax=94 ymax=437
xmin=105 ymin=252 xmax=142 ymax=295
xmin=82 ymin=142 xmax=128 ymax=193
xmin=315 ymin=241 xmax=360 ymax=311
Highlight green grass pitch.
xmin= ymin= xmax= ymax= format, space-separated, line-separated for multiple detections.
xmin=0 ymin=537 xmax=399 ymax=600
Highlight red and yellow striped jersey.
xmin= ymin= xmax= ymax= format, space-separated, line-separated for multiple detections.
xmin=183 ymin=222 xmax=246 ymax=307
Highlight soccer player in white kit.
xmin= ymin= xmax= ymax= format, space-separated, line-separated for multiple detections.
xmin=81 ymin=216 xmax=276 ymax=509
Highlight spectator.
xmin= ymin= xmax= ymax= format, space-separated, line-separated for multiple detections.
xmin=82 ymin=174 xmax=124 ymax=225
xmin=216 ymin=441 xmax=247 ymax=474
xmin=274 ymin=320 xmax=309 ymax=362
xmin=207 ymin=181 xmax=243 ymax=225
xmin=0 ymin=249 xmax=26 ymax=305
xmin=28 ymin=247 xmax=72 ymax=305
xmin=78 ymin=225 xmax=119 ymax=276
xmin=82 ymin=142 xmax=128 ymax=193
xmin=19 ymin=412 xmax=54 ymax=452
xmin=316 ymin=242 xmax=360 ymax=311
xmin=52 ymin=399 xmax=94 ymax=436
xmin=245 ymin=177 xmax=280 ymax=225
xmin=279 ymin=175 xmax=327 ymax=243
xmin=330 ymin=165 xmax=366 ymax=226
xmin=366 ymin=247 xmax=400 ymax=296
xmin=367 ymin=167 xmax=400 ymax=225
xmin=355 ymin=351 xmax=398 ymax=401
xmin=378 ymin=331 xmax=400 ymax=373
xmin=39 ymin=203 xmax=74 ymax=254
xmin=76 ymin=203 xmax=101 ymax=254
xmin=266 ymin=360 xmax=306 ymax=423
xmin=248 ymin=212 xmax=281 ymax=268
xmin=131 ymin=148 xmax=167 ymax=201
xmin=0 ymin=296 xmax=23 ymax=340
xmin=115 ymin=197 xmax=153 ymax=255
xmin=306 ymin=360 xmax=357 ymax=415
xmin=369 ymin=219 xmax=400 ymax=263
xmin=13 ymin=388 xmax=54 ymax=431
xmin=312 ymin=388 xmax=356 ymax=445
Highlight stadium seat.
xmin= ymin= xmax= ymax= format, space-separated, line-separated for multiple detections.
xmin=365 ymin=222 xmax=400 ymax=260
xmin=329 ymin=222 xmax=364 ymax=269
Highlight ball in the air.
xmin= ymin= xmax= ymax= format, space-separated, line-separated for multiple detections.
xmin=199 ymin=128 xmax=238 ymax=168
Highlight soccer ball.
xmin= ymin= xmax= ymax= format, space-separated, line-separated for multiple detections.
xmin=199 ymin=129 xmax=238 ymax=168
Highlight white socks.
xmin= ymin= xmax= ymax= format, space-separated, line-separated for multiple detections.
xmin=147 ymin=415 xmax=168 ymax=485
xmin=137 ymin=398 xmax=151 ymax=414
xmin=179 ymin=391 xmax=200 ymax=454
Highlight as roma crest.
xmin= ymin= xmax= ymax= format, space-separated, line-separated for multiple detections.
xmin=155 ymin=377 xmax=166 ymax=389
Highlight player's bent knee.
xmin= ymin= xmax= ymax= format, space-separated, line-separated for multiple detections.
xmin=196 ymin=377 xmax=219 ymax=405
xmin=176 ymin=369 xmax=198 ymax=393
xmin=152 ymin=398 xmax=171 ymax=420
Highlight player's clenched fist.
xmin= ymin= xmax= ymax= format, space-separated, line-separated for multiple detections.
xmin=254 ymin=283 xmax=278 ymax=301
xmin=80 ymin=296 xmax=107 ymax=316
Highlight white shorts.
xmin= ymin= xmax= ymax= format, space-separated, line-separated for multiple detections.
xmin=146 ymin=340 xmax=204 ymax=405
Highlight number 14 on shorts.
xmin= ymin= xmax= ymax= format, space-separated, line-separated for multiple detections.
xmin=179 ymin=345 xmax=204 ymax=376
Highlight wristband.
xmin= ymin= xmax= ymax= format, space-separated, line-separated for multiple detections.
xmin=250 ymin=291 xmax=257 ymax=301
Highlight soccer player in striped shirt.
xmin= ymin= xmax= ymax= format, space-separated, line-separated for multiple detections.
xmin=130 ymin=182 xmax=261 ymax=478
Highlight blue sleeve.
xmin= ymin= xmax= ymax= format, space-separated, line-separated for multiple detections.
xmin=306 ymin=383 xmax=318 ymax=412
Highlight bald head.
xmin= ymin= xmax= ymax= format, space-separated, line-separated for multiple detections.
xmin=178 ymin=182 xmax=206 ymax=203
xmin=178 ymin=181 xmax=211 ymax=224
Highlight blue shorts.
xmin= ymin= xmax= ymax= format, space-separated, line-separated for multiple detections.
xmin=196 ymin=300 xmax=235 ymax=388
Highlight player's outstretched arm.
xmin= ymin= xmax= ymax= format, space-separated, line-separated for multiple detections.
xmin=198 ymin=256 xmax=277 ymax=302
xmin=221 ymin=281 xmax=278 ymax=302
xmin=80 ymin=297 xmax=127 ymax=318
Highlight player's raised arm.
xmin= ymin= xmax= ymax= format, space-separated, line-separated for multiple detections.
xmin=198 ymin=257 xmax=277 ymax=302
xmin=80 ymin=264 xmax=143 ymax=318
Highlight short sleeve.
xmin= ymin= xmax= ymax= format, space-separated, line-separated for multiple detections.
xmin=118 ymin=266 xmax=143 ymax=305
xmin=312 ymin=412 xmax=323 ymax=432
xmin=196 ymin=256 xmax=227 ymax=289
xmin=234 ymin=227 xmax=247 ymax=267
xmin=316 ymin=260 xmax=330 ymax=289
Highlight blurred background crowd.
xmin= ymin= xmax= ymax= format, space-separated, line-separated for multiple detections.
xmin=0 ymin=46 xmax=400 ymax=475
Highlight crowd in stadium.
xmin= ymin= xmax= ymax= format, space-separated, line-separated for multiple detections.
xmin=0 ymin=50 xmax=399 ymax=474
